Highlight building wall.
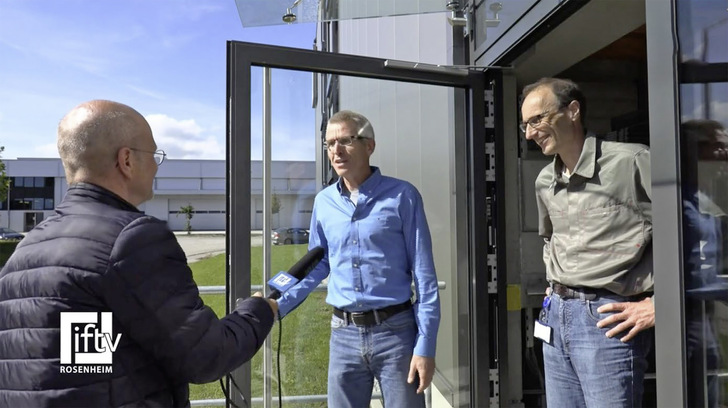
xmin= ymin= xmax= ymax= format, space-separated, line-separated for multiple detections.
xmin=2 ymin=158 xmax=315 ymax=232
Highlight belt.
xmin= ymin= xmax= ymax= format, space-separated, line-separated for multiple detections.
xmin=333 ymin=301 xmax=412 ymax=327
xmin=551 ymin=283 xmax=598 ymax=300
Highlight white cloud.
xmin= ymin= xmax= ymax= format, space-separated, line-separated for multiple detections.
xmin=32 ymin=143 xmax=59 ymax=158
xmin=127 ymin=85 xmax=166 ymax=100
xmin=146 ymin=113 xmax=224 ymax=159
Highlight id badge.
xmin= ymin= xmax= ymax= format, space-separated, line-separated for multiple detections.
xmin=534 ymin=320 xmax=553 ymax=345
xmin=534 ymin=295 xmax=553 ymax=345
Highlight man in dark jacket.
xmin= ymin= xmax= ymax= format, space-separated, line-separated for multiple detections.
xmin=0 ymin=100 xmax=277 ymax=407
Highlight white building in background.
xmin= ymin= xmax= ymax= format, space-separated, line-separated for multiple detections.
xmin=0 ymin=158 xmax=316 ymax=232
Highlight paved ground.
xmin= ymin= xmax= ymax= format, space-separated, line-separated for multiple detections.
xmin=175 ymin=231 xmax=263 ymax=263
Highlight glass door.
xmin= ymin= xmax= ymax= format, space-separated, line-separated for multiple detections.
xmin=226 ymin=41 xmax=491 ymax=407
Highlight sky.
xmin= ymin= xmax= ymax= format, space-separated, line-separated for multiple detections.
xmin=0 ymin=0 xmax=317 ymax=161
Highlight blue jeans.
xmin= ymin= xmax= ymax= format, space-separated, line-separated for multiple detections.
xmin=542 ymin=292 xmax=652 ymax=408
xmin=328 ymin=309 xmax=425 ymax=408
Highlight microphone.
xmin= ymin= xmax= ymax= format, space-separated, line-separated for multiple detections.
xmin=267 ymin=246 xmax=325 ymax=300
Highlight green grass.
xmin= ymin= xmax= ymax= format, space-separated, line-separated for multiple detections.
xmin=189 ymin=245 xmax=330 ymax=407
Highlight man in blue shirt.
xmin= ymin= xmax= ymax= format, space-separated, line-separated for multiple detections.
xmin=277 ymin=110 xmax=440 ymax=408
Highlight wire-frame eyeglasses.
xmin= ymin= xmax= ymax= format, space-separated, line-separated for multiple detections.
xmin=130 ymin=148 xmax=166 ymax=166
xmin=323 ymin=135 xmax=365 ymax=151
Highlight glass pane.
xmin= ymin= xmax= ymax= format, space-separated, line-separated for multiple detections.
xmin=474 ymin=0 xmax=538 ymax=52
xmin=678 ymin=0 xmax=728 ymax=64
xmin=234 ymin=0 xmax=446 ymax=28
xmin=677 ymin=1 xmax=728 ymax=406
xmin=245 ymin=65 xmax=467 ymax=405
xmin=251 ymin=66 xmax=323 ymax=406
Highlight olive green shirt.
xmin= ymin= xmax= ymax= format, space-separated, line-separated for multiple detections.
xmin=536 ymin=136 xmax=653 ymax=296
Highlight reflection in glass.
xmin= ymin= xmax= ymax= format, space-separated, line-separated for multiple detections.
xmin=678 ymin=2 xmax=728 ymax=406
xmin=234 ymin=0 xmax=446 ymax=28
xmin=474 ymin=0 xmax=538 ymax=52
xmin=680 ymin=118 xmax=728 ymax=408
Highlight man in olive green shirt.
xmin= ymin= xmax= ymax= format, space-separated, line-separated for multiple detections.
xmin=522 ymin=77 xmax=654 ymax=407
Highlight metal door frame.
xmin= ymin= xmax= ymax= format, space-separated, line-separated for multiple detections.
xmin=226 ymin=41 xmax=491 ymax=407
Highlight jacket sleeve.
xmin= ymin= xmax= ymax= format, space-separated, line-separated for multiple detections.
xmin=99 ymin=216 xmax=275 ymax=384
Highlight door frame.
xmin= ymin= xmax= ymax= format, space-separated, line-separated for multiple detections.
xmin=226 ymin=41 xmax=491 ymax=407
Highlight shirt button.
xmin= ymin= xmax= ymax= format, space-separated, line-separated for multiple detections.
xmin=353 ymin=263 xmax=358 ymax=267
xmin=352 ymin=240 xmax=357 ymax=244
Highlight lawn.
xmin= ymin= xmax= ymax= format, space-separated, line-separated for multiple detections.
xmin=189 ymin=244 xmax=330 ymax=407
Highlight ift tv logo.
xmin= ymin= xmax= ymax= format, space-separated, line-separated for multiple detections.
xmin=59 ymin=312 xmax=122 ymax=374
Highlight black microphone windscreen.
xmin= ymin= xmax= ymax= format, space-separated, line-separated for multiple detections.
xmin=287 ymin=246 xmax=325 ymax=279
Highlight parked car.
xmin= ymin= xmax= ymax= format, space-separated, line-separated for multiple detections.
xmin=0 ymin=227 xmax=23 ymax=241
xmin=271 ymin=227 xmax=309 ymax=245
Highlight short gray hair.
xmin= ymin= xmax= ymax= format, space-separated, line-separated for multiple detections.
xmin=57 ymin=100 xmax=139 ymax=183
xmin=328 ymin=110 xmax=375 ymax=140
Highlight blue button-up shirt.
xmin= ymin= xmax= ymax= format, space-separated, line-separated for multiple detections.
xmin=277 ymin=167 xmax=441 ymax=357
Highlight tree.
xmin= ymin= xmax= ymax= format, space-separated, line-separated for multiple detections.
xmin=271 ymin=193 xmax=282 ymax=228
xmin=271 ymin=193 xmax=282 ymax=215
xmin=178 ymin=203 xmax=195 ymax=235
xmin=0 ymin=147 xmax=9 ymax=221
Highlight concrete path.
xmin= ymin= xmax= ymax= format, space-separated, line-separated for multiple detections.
xmin=174 ymin=231 xmax=264 ymax=263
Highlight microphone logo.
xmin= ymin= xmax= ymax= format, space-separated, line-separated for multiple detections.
xmin=268 ymin=272 xmax=299 ymax=294
xmin=266 ymin=246 xmax=324 ymax=300
xmin=272 ymin=273 xmax=294 ymax=287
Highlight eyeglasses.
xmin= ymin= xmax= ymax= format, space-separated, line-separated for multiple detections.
xmin=323 ymin=135 xmax=366 ymax=150
xmin=130 ymin=148 xmax=166 ymax=166
xmin=519 ymin=107 xmax=564 ymax=133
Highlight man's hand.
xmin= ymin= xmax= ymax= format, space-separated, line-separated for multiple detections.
xmin=252 ymin=292 xmax=279 ymax=317
xmin=596 ymin=297 xmax=654 ymax=342
xmin=408 ymin=355 xmax=435 ymax=394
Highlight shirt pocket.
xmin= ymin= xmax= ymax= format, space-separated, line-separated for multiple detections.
xmin=546 ymin=205 xmax=569 ymax=233
xmin=376 ymin=213 xmax=401 ymax=231
xmin=579 ymin=202 xmax=645 ymax=254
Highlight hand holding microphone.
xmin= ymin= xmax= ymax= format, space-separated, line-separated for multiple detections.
xmin=252 ymin=292 xmax=279 ymax=316
xmin=235 ymin=247 xmax=324 ymax=318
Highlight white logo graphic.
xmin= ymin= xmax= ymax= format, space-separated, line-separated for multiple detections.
xmin=272 ymin=274 xmax=293 ymax=286
xmin=59 ymin=312 xmax=122 ymax=374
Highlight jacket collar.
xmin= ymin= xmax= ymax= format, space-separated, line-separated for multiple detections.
xmin=66 ymin=182 xmax=141 ymax=213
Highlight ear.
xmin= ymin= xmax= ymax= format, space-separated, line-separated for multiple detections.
xmin=568 ymin=100 xmax=581 ymax=122
xmin=367 ymin=138 xmax=376 ymax=155
xmin=116 ymin=147 xmax=134 ymax=179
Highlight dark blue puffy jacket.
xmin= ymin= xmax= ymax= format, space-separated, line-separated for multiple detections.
xmin=0 ymin=183 xmax=274 ymax=407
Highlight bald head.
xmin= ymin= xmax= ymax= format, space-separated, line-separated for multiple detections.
xmin=57 ymin=100 xmax=150 ymax=183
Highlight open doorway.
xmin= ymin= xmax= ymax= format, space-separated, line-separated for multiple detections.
xmin=504 ymin=5 xmax=652 ymax=407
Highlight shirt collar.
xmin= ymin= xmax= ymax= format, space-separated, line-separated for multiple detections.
xmin=335 ymin=166 xmax=382 ymax=196
xmin=549 ymin=132 xmax=597 ymax=184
